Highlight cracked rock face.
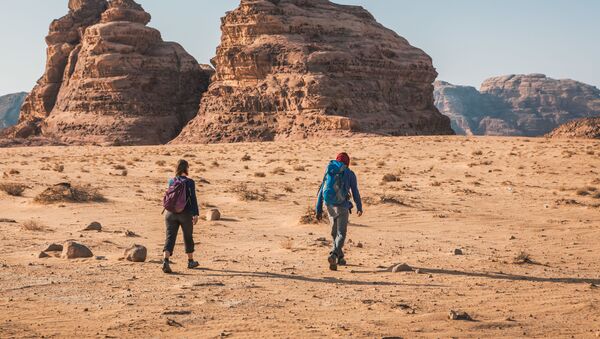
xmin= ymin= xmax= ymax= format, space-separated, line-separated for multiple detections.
xmin=173 ymin=0 xmax=453 ymax=144
xmin=435 ymin=74 xmax=600 ymax=136
xmin=10 ymin=0 xmax=212 ymax=145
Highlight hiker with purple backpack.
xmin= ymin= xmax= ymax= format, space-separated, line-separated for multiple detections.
xmin=161 ymin=159 xmax=200 ymax=273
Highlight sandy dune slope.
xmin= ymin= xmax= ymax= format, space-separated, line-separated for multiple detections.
xmin=0 ymin=136 xmax=599 ymax=338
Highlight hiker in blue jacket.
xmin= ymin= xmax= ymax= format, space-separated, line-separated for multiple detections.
xmin=162 ymin=159 xmax=200 ymax=274
xmin=316 ymin=152 xmax=363 ymax=271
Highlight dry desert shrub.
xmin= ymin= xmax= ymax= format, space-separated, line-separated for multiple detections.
xmin=576 ymin=187 xmax=597 ymax=196
xmin=211 ymin=160 xmax=220 ymax=167
xmin=241 ymin=154 xmax=252 ymax=161
xmin=0 ymin=183 xmax=28 ymax=196
xmin=514 ymin=251 xmax=534 ymax=265
xmin=472 ymin=150 xmax=483 ymax=156
xmin=114 ymin=164 xmax=126 ymax=170
xmin=35 ymin=183 xmax=106 ymax=204
xmin=271 ymin=167 xmax=286 ymax=175
xmin=231 ymin=183 xmax=266 ymax=201
xmin=283 ymin=185 xmax=294 ymax=193
xmin=21 ymin=220 xmax=48 ymax=232
xmin=379 ymin=194 xmax=407 ymax=205
xmin=53 ymin=163 xmax=65 ymax=172
xmin=364 ymin=194 xmax=408 ymax=206
xmin=155 ymin=160 xmax=166 ymax=167
xmin=376 ymin=161 xmax=386 ymax=168
xmin=299 ymin=206 xmax=327 ymax=225
xmin=293 ymin=165 xmax=306 ymax=172
xmin=254 ymin=172 xmax=266 ymax=178
xmin=382 ymin=173 xmax=401 ymax=183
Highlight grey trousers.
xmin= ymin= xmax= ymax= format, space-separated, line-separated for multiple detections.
xmin=164 ymin=211 xmax=195 ymax=255
xmin=326 ymin=205 xmax=349 ymax=258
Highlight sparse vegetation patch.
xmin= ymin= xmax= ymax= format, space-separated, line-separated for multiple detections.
xmin=0 ymin=183 xmax=28 ymax=197
xmin=35 ymin=183 xmax=106 ymax=204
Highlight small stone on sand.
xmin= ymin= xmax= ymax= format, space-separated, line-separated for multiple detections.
xmin=83 ymin=221 xmax=102 ymax=232
xmin=207 ymin=209 xmax=221 ymax=221
xmin=124 ymin=244 xmax=147 ymax=262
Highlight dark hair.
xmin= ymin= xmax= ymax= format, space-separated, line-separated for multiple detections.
xmin=175 ymin=159 xmax=189 ymax=177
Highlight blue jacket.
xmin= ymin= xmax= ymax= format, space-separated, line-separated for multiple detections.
xmin=168 ymin=176 xmax=200 ymax=216
xmin=316 ymin=168 xmax=362 ymax=214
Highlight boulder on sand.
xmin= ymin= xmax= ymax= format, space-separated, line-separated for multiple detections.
xmin=124 ymin=244 xmax=147 ymax=262
xmin=206 ymin=209 xmax=221 ymax=221
xmin=83 ymin=221 xmax=102 ymax=232
xmin=449 ymin=310 xmax=473 ymax=321
xmin=61 ymin=241 xmax=94 ymax=259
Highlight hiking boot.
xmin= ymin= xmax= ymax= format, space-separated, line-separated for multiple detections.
xmin=162 ymin=260 xmax=172 ymax=274
xmin=188 ymin=260 xmax=200 ymax=269
xmin=338 ymin=257 xmax=347 ymax=266
xmin=328 ymin=253 xmax=338 ymax=271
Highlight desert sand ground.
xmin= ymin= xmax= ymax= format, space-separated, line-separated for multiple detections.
xmin=0 ymin=136 xmax=599 ymax=338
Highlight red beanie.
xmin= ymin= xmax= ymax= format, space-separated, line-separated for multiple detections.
xmin=336 ymin=152 xmax=350 ymax=167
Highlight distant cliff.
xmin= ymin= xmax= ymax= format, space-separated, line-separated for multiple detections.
xmin=434 ymin=74 xmax=600 ymax=136
xmin=0 ymin=92 xmax=26 ymax=130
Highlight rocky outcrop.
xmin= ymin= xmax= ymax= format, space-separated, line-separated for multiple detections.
xmin=0 ymin=93 xmax=27 ymax=130
xmin=15 ymin=0 xmax=108 ymax=138
xmin=173 ymin=0 xmax=453 ymax=144
xmin=8 ymin=0 xmax=212 ymax=145
xmin=434 ymin=74 xmax=600 ymax=136
xmin=547 ymin=117 xmax=600 ymax=139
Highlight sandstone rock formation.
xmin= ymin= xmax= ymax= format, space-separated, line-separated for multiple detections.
xmin=547 ymin=117 xmax=600 ymax=139
xmin=0 ymin=92 xmax=27 ymax=130
xmin=8 ymin=0 xmax=212 ymax=145
xmin=174 ymin=0 xmax=453 ymax=144
xmin=15 ymin=0 xmax=108 ymax=138
xmin=434 ymin=74 xmax=600 ymax=136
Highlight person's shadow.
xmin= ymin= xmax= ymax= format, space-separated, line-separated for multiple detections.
xmin=350 ymin=266 xmax=600 ymax=285
xmin=193 ymin=267 xmax=445 ymax=287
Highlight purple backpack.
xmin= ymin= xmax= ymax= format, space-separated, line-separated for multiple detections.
xmin=163 ymin=178 xmax=188 ymax=213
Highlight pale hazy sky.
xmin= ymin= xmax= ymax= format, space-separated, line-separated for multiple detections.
xmin=1 ymin=0 xmax=599 ymax=94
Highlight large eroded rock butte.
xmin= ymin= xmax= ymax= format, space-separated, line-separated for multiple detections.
xmin=173 ymin=0 xmax=453 ymax=144
xmin=7 ymin=0 xmax=212 ymax=145
xmin=434 ymin=74 xmax=600 ymax=136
